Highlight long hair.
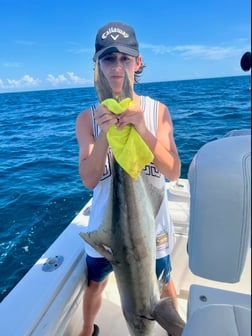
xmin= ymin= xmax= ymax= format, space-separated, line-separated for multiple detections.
xmin=134 ymin=62 xmax=146 ymax=84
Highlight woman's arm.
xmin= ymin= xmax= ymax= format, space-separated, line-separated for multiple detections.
xmin=117 ymin=102 xmax=181 ymax=181
xmin=143 ymin=103 xmax=181 ymax=181
xmin=75 ymin=105 xmax=118 ymax=189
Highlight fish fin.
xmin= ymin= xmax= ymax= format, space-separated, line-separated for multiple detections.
xmin=120 ymin=70 xmax=133 ymax=100
xmin=152 ymin=297 xmax=185 ymax=336
xmin=157 ymin=269 xmax=166 ymax=294
xmin=139 ymin=172 xmax=164 ymax=218
xmin=94 ymin=61 xmax=113 ymax=102
xmin=94 ymin=62 xmax=133 ymax=102
xmin=79 ymin=232 xmax=114 ymax=262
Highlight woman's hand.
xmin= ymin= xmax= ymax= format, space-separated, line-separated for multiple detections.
xmin=117 ymin=105 xmax=147 ymax=135
xmin=94 ymin=104 xmax=119 ymax=133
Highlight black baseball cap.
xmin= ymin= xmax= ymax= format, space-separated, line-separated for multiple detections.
xmin=93 ymin=21 xmax=139 ymax=61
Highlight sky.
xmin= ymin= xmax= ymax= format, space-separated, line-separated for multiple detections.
xmin=0 ymin=0 xmax=251 ymax=93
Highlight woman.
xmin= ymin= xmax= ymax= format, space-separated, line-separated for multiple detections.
xmin=76 ymin=21 xmax=181 ymax=336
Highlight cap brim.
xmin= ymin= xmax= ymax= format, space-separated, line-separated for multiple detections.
xmin=93 ymin=46 xmax=139 ymax=61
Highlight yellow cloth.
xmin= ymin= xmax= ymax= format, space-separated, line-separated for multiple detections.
xmin=101 ymin=98 xmax=154 ymax=180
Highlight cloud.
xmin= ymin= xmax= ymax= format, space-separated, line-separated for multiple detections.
xmin=47 ymin=74 xmax=68 ymax=85
xmin=141 ymin=43 xmax=245 ymax=60
xmin=46 ymin=72 xmax=92 ymax=86
xmin=67 ymin=72 xmax=90 ymax=84
xmin=2 ymin=62 xmax=21 ymax=68
xmin=0 ymin=72 xmax=92 ymax=91
xmin=0 ymin=75 xmax=41 ymax=89
xmin=67 ymin=47 xmax=92 ymax=54
xmin=66 ymin=42 xmax=92 ymax=54
xmin=15 ymin=40 xmax=36 ymax=46
xmin=141 ymin=43 xmax=172 ymax=55
xmin=173 ymin=45 xmax=239 ymax=60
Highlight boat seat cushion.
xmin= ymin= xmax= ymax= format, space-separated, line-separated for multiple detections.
xmin=187 ymin=134 xmax=251 ymax=282
xmin=187 ymin=284 xmax=251 ymax=319
xmin=182 ymin=304 xmax=251 ymax=336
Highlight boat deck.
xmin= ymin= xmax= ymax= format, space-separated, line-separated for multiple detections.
xmin=62 ymin=236 xmax=251 ymax=336
xmin=63 ymin=271 xmax=188 ymax=336
xmin=62 ymin=178 xmax=251 ymax=335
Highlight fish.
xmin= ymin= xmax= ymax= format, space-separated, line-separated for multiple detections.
xmin=80 ymin=161 xmax=185 ymax=335
xmin=94 ymin=60 xmax=133 ymax=102
xmin=80 ymin=64 xmax=185 ymax=335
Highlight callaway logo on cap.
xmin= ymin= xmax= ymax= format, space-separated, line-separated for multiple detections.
xmin=93 ymin=21 xmax=139 ymax=61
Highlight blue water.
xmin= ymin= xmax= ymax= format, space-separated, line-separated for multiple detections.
xmin=0 ymin=75 xmax=251 ymax=302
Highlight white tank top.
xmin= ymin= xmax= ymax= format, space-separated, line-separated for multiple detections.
xmin=84 ymin=96 xmax=174 ymax=259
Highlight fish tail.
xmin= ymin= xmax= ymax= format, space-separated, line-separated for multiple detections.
xmin=152 ymin=297 xmax=185 ymax=336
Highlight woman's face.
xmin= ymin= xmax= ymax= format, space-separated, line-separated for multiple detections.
xmin=99 ymin=52 xmax=142 ymax=96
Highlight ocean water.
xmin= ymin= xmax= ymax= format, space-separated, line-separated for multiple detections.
xmin=0 ymin=75 xmax=251 ymax=302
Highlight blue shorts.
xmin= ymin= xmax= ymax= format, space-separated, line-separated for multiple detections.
xmin=86 ymin=254 xmax=171 ymax=283
xmin=156 ymin=255 xmax=172 ymax=283
xmin=86 ymin=255 xmax=113 ymax=282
